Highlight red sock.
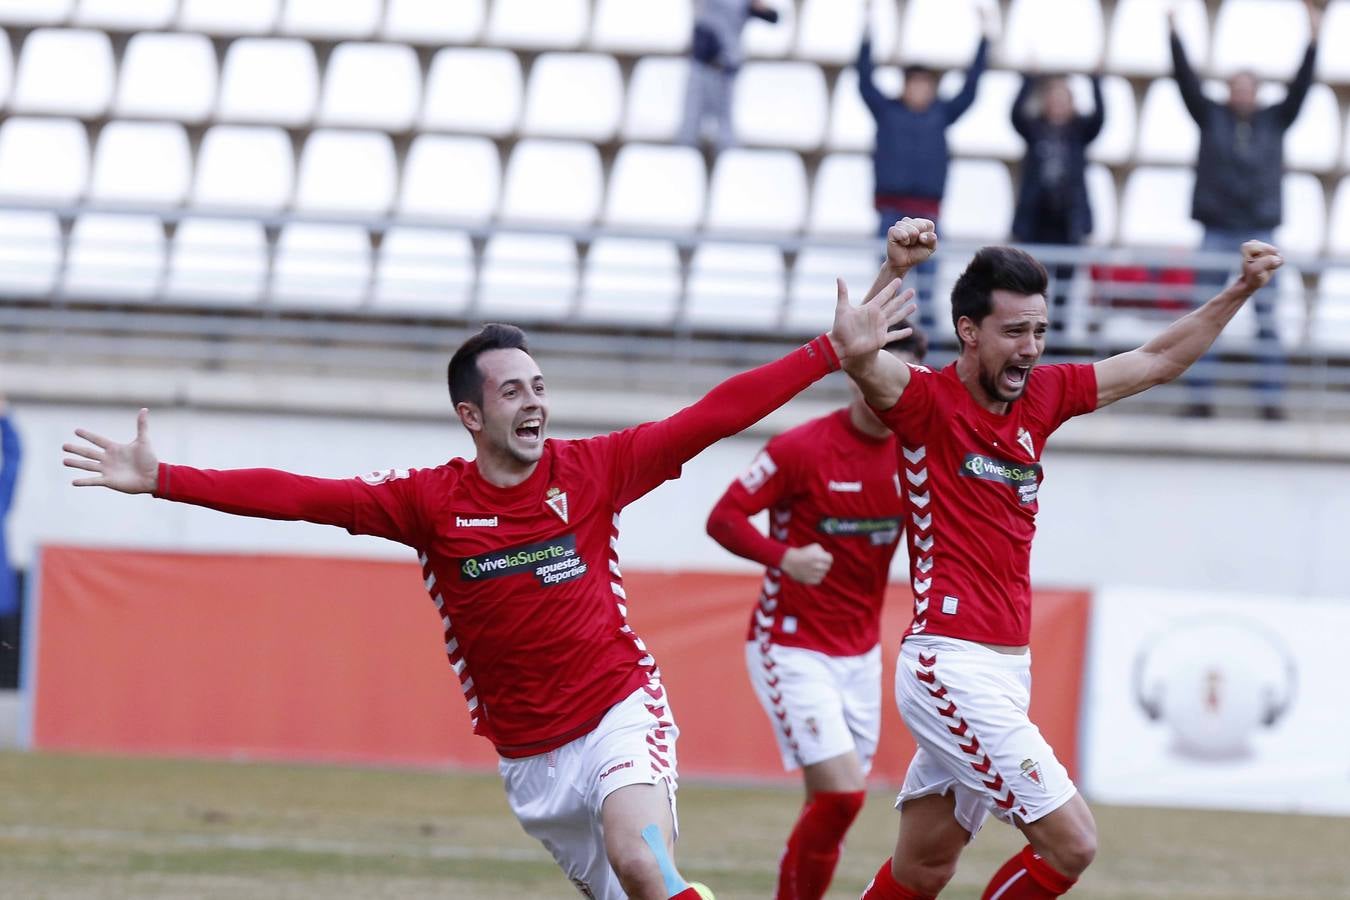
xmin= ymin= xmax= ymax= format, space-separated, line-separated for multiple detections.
xmin=859 ymin=857 xmax=935 ymax=900
xmin=981 ymin=845 xmax=1077 ymax=899
xmin=670 ymin=889 xmax=703 ymax=899
xmin=775 ymin=790 xmax=865 ymax=900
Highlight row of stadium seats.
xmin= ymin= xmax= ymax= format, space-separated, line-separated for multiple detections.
xmin=2 ymin=119 xmax=1346 ymax=255
xmin=2 ymin=31 xmax=1349 ymax=173
xmin=4 ymin=209 xmax=1348 ymax=351
xmin=2 ymin=0 xmax=1349 ymax=83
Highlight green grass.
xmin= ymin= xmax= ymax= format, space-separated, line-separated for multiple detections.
xmin=0 ymin=751 xmax=1346 ymax=898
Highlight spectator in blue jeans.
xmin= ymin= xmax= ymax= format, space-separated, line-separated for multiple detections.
xmin=1170 ymin=1 xmax=1321 ymax=419
xmin=858 ymin=2 xmax=993 ymax=329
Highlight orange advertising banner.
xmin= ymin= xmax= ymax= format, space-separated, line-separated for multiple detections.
xmin=30 ymin=546 xmax=1088 ymax=783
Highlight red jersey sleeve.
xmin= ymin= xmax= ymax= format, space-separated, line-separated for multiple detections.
xmin=872 ymin=363 xmax=940 ymax=440
xmin=706 ymin=437 xmax=800 ymax=568
xmin=584 ymin=336 xmax=840 ymax=508
xmin=154 ymin=463 xmax=431 ymax=548
xmin=1028 ymin=363 xmax=1098 ymax=432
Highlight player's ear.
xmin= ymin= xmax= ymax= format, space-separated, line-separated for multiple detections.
xmin=455 ymin=401 xmax=484 ymax=434
xmin=956 ymin=315 xmax=978 ymax=349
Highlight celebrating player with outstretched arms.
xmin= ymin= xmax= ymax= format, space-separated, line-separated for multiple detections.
xmin=850 ymin=220 xmax=1281 ymax=900
xmin=64 ymin=277 xmax=916 ymax=900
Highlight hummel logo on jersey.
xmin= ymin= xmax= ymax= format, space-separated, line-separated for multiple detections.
xmin=545 ymin=486 xmax=569 ymax=524
xmin=827 ymin=480 xmax=862 ymax=492
xmin=1017 ymin=427 xmax=1036 ymax=458
xmin=455 ymin=516 xmax=498 ymax=528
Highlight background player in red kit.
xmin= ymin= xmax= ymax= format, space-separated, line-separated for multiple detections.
xmin=849 ymin=220 xmax=1283 ymax=900
xmin=706 ymin=326 xmax=927 ymax=900
xmin=62 ymin=278 xmax=919 ymax=900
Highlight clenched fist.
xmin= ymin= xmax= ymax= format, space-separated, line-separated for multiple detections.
xmin=886 ymin=217 xmax=938 ymax=275
xmin=1236 ymin=241 xmax=1283 ymax=294
xmin=780 ymin=543 xmax=834 ymax=586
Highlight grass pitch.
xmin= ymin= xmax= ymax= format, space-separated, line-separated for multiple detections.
xmin=0 ymin=752 xmax=1346 ymax=898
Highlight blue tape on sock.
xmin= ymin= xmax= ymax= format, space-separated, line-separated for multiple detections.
xmin=640 ymin=823 xmax=687 ymax=897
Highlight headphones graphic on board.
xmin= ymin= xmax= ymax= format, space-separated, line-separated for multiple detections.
xmin=1131 ymin=615 xmax=1298 ymax=761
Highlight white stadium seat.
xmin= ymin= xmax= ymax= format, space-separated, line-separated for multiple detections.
xmin=522 ymin=52 xmax=623 ymax=142
xmin=294 ymin=130 xmax=396 ymax=216
xmin=808 ymin=153 xmax=874 ymax=237
xmin=63 ymin=213 xmax=166 ymax=301
xmin=942 ymin=159 xmax=1013 ymax=242
xmin=279 ymin=0 xmax=381 ymax=39
xmin=478 ymin=233 xmax=578 ymax=321
xmin=382 ymin=0 xmax=485 ymax=43
xmin=89 ymin=122 xmax=192 ymax=206
xmin=743 ymin=0 xmax=795 ymax=59
xmin=166 ymin=218 xmax=268 ymax=305
xmin=1001 ymin=0 xmax=1104 ymax=71
xmin=271 ymin=224 xmax=372 ymax=310
xmin=1136 ymin=80 xmax=1199 ymax=165
xmin=1081 ymin=75 xmax=1137 ymax=166
xmin=421 ymin=48 xmax=522 ymax=137
xmin=787 ymin=247 xmax=879 ymax=334
xmin=0 ymin=0 xmax=73 ymax=26
xmin=372 ymin=227 xmax=474 ymax=316
xmin=0 ymin=35 xmax=11 ymax=108
xmin=1317 ymin=1 xmax=1350 ymax=84
xmin=686 ymin=242 xmax=786 ymax=332
xmin=1107 ymin=0 xmax=1208 ymax=77
xmin=1212 ymin=0 xmax=1311 ymax=79
xmin=500 ymin=139 xmax=603 ymax=226
xmin=1313 ymin=268 xmax=1350 ymax=351
xmin=706 ymin=149 xmax=806 ymax=234
xmin=75 ymin=0 xmax=174 ymax=28
xmin=114 ymin=32 xmax=217 ymax=122
xmin=604 ymin=143 xmax=706 ymax=231
xmin=797 ymin=0 xmax=898 ymax=65
xmin=733 ymin=61 xmax=827 ymax=151
xmin=0 ymin=211 xmax=61 ymax=296
xmin=178 ymin=0 xmax=279 ymax=34
xmin=317 ymin=42 xmax=421 ymax=131
xmin=398 ymin=135 xmax=500 ymax=222
xmin=1119 ymin=167 xmax=1203 ymax=248
xmin=487 ymin=0 xmax=589 ymax=50
xmin=1325 ymin=176 xmax=1350 ymax=257
xmin=828 ymin=66 xmax=900 ymax=152
xmin=1274 ymin=173 xmax=1326 ymax=258
xmin=192 ymin=125 xmax=294 ymax=212
xmin=0 ymin=117 xmax=89 ymax=204
xmin=11 ymin=28 xmax=112 ymax=116
xmin=944 ymin=70 xmax=1024 ymax=160
xmin=579 ymin=237 xmax=682 ymax=325
xmin=218 ymin=38 xmax=319 ymax=127
xmin=898 ymin=0 xmax=985 ymax=69
xmin=590 ymin=0 xmax=689 ymax=54
xmin=1272 ymin=82 xmax=1341 ymax=173
xmin=622 ymin=56 xmax=690 ymax=142
xmin=1085 ymin=163 xmax=1118 ymax=247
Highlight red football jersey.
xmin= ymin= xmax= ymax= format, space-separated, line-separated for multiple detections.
xmin=876 ymin=362 xmax=1097 ymax=646
xmin=709 ymin=409 xmax=904 ymax=656
xmin=153 ymin=337 xmax=840 ymax=757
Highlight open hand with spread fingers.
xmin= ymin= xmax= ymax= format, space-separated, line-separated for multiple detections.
xmin=62 ymin=408 xmax=160 ymax=494
xmin=1236 ymin=241 xmax=1283 ymax=294
xmin=886 ymin=217 xmax=938 ymax=276
xmin=828 ymin=276 xmax=919 ymax=362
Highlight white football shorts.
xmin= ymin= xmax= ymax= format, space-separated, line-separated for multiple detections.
xmin=894 ymin=635 xmax=1077 ymax=834
xmin=498 ymin=679 xmax=679 ymax=900
xmin=745 ymin=640 xmax=882 ymax=773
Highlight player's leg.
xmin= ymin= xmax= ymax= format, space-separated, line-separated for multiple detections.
xmin=978 ymin=793 xmax=1096 ymax=899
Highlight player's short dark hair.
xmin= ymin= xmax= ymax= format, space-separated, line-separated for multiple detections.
xmin=884 ymin=319 xmax=928 ymax=362
xmin=447 ymin=323 xmax=531 ymax=407
xmin=949 ymin=246 xmax=1048 ymax=345
xmin=903 ymin=64 xmax=937 ymax=80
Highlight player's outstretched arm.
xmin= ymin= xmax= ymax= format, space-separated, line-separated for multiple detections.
xmin=1093 ymin=241 xmax=1283 ymax=408
xmin=63 ymin=408 xmax=159 ymax=493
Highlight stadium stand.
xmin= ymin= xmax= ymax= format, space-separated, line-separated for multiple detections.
xmin=1 ymin=0 xmax=1349 ymax=419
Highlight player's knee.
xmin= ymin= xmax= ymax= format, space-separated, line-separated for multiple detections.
xmin=892 ymin=853 xmax=958 ymax=896
xmin=608 ymin=843 xmax=666 ymax=897
xmin=812 ymin=789 xmax=866 ymax=835
xmin=1045 ymin=830 xmax=1097 ymax=878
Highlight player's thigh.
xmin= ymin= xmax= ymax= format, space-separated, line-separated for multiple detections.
xmin=582 ymin=681 xmax=682 ymax=846
xmin=745 ymin=641 xmax=857 ymax=771
xmin=838 ymin=644 xmax=884 ymax=775
xmin=894 ymin=790 xmax=973 ymax=870
xmin=802 ymin=749 xmax=866 ymax=795
xmin=895 ymin=744 xmax=990 ymax=838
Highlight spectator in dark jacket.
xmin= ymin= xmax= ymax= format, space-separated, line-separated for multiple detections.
xmin=1169 ymin=1 xmax=1320 ymax=417
xmin=858 ymin=4 xmax=992 ymax=323
xmin=0 ymin=397 xmax=21 ymax=687
xmin=679 ymin=0 xmax=780 ymax=153
xmin=1010 ymin=72 xmax=1104 ymax=331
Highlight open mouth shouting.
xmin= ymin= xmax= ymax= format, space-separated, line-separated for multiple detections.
xmin=515 ymin=417 xmax=544 ymax=445
xmin=1001 ymin=365 xmax=1032 ymax=396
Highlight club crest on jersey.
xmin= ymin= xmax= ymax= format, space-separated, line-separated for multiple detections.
xmin=545 ymin=486 xmax=569 ymax=524
xmin=1017 ymin=427 xmax=1036 ymax=458
xmin=1020 ymin=757 xmax=1044 ymax=788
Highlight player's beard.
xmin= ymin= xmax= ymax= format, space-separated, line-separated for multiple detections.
xmin=980 ymin=363 xmax=1030 ymax=404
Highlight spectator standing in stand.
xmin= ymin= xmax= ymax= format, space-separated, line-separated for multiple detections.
xmin=679 ymin=0 xmax=781 ymax=153
xmin=0 ymin=395 xmax=21 ymax=688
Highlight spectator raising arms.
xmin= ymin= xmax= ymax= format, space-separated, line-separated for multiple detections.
xmin=679 ymin=0 xmax=781 ymax=153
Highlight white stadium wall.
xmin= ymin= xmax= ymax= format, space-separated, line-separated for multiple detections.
xmin=8 ymin=397 xmax=1350 ymax=601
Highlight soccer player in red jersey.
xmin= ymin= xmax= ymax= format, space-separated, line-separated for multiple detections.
xmin=851 ymin=220 xmax=1283 ymax=900
xmin=706 ymin=326 xmax=927 ymax=900
xmin=62 ymin=277 xmax=919 ymax=900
